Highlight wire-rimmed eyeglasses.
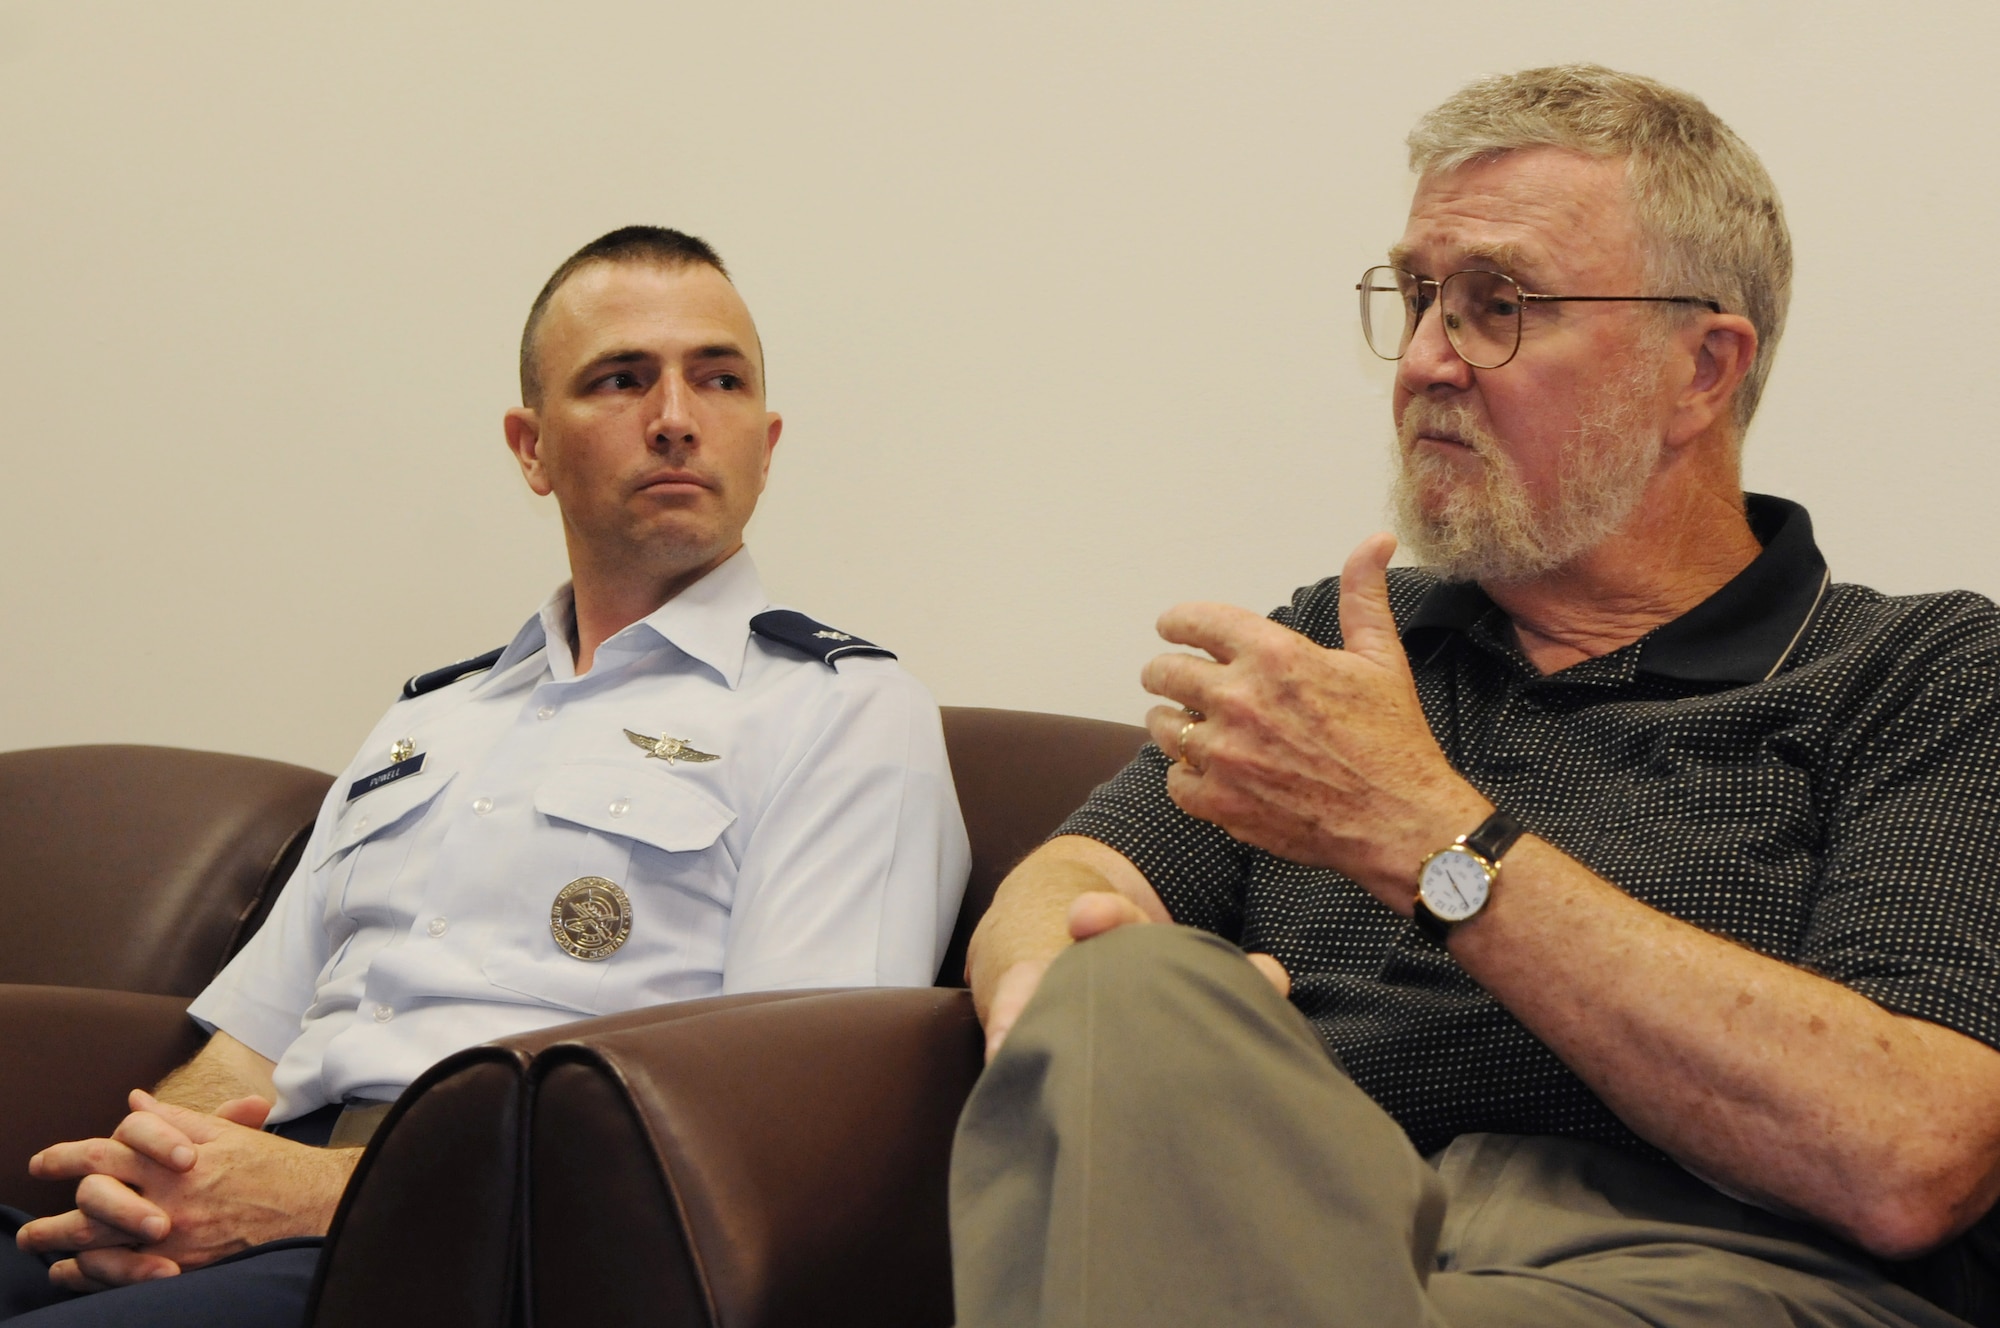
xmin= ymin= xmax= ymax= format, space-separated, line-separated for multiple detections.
xmin=1357 ymin=266 xmax=1724 ymax=370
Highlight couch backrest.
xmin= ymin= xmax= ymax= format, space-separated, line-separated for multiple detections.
xmin=0 ymin=745 xmax=333 ymax=996
xmin=935 ymin=707 xmax=1150 ymax=986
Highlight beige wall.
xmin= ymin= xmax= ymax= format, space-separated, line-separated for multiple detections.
xmin=2 ymin=0 xmax=1992 ymax=774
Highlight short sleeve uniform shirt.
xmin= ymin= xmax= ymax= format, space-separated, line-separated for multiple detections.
xmin=1060 ymin=496 xmax=2000 ymax=1157
xmin=191 ymin=550 xmax=971 ymax=1121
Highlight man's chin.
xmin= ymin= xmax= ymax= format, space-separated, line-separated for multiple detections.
xmin=1391 ymin=487 xmax=1543 ymax=585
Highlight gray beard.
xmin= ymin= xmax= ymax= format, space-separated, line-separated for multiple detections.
xmin=1389 ymin=375 xmax=1662 ymax=585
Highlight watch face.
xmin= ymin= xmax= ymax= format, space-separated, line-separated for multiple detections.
xmin=1419 ymin=847 xmax=1491 ymax=923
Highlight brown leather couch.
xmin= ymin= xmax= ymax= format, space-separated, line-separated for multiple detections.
xmin=307 ymin=706 xmax=1147 ymax=1327
xmin=0 ymin=745 xmax=330 ymax=1216
xmin=1 ymin=712 xmax=1147 ymax=1325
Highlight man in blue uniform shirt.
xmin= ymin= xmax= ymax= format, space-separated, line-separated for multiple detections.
xmin=4 ymin=226 xmax=970 ymax=1324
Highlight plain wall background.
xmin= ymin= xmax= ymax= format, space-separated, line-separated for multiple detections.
xmin=2 ymin=0 xmax=1993 ymax=774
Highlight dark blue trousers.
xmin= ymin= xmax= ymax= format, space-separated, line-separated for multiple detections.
xmin=0 ymin=1217 xmax=320 ymax=1327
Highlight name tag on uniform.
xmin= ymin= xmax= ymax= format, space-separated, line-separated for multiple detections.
xmin=347 ymin=753 xmax=425 ymax=802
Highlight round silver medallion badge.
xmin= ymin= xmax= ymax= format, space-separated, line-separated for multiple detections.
xmin=550 ymin=876 xmax=632 ymax=961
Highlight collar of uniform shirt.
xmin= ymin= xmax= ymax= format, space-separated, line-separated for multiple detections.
xmin=1395 ymin=493 xmax=1829 ymax=687
xmin=482 ymin=546 xmax=770 ymax=693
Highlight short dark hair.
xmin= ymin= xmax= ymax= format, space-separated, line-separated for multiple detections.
xmin=517 ymin=226 xmax=730 ymax=406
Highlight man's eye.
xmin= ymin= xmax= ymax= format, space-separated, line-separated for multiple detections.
xmin=713 ymin=373 xmax=744 ymax=391
xmin=593 ymin=371 xmax=640 ymax=391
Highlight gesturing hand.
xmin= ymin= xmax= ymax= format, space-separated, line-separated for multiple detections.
xmin=1140 ymin=533 xmax=1488 ymax=903
xmin=19 ymin=1091 xmax=355 ymax=1293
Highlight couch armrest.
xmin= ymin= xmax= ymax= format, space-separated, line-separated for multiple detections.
xmin=306 ymin=1043 xmax=534 ymax=1328
xmin=526 ymin=986 xmax=982 ymax=1328
xmin=307 ymin=989 xmax=830 ymax=1328
xmin=0 ymin=984 xmax=204 ymax=1215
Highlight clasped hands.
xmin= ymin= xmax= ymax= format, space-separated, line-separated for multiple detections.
xmin=17 ymin=1091 xmax=348 ymax=1293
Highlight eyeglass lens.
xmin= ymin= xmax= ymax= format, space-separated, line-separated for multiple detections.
xmin=1359 ymin=266 xmax=1523 ymax=370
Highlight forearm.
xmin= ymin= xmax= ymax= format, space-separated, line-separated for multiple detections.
xmin=154 ymin=1031 xmax=280 ymax=1112
xmin=966 ymin=836 xmax=1166 ymax=1007
xmin=1454 ymin=836 xmax=2000 ymax=1256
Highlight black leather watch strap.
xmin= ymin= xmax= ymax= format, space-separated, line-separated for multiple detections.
xmin=1411 ymin=898 xmax=1452 ymax=945
xmin=1462 ymin=807 xmax=1526 ymax=866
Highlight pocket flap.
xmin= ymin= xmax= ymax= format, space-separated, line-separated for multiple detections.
xmin=317 ymin=768 xmax=450 ymax=869
xmin=533 ymin=763 xmax=736 ymax=853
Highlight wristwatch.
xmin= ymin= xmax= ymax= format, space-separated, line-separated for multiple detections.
xmin=1413 ymin=809 xmax=1526 ymax=944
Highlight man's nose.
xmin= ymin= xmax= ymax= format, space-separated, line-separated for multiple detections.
xmin=1395 ymin=302 xmax=1475 ymax=397
xmin=648 ymin=375 xmax=697 ymax=449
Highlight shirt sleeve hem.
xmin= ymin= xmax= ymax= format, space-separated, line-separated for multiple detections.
xmin=184 ymin=988 xmax=302 ymax=1065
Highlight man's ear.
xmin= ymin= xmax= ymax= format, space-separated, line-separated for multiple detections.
xmin=1668 ymin=314 xmax=1757 ymax=448
xmin=503 ymin=407 xmax=554 ymax=497
xmin=759 ymin=412 xmax=782 ymax=487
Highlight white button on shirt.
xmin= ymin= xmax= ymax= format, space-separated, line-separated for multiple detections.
xmin=189 ymin=551 xmax=970 ymax=1121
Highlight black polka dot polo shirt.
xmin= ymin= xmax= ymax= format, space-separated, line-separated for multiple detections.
xmin=1059 ymin=494 xmax=2000 ymax=1160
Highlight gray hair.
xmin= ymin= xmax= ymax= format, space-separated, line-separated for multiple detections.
xmin=1408 ymin=64 xmax=1790 ymax=432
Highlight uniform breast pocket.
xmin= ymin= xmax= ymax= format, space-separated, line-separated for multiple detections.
xmin=317 ymin=769 xmax=453 ymax=926
xmin=481 ymin=763 xmax=740 ymax=1016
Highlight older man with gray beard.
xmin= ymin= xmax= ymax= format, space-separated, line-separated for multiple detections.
xmin=950 ymin=65 xmax=2000 ymax=1328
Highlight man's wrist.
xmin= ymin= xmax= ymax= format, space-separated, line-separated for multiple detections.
xmin=297 ymin=1146 xmax=363 ymax=1238
xmin=1387 ymin=785 xmax=1497 ymax=910
xmin=1414 ymin=808 xmax=1526 ymax=942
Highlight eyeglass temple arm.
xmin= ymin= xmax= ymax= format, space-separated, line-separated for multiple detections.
xmin=1522 ymin=294 xmax=1724 ymax=314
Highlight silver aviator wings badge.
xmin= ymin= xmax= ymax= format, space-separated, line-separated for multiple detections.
xmin=623 ymin=729 xmax=721 ymax=764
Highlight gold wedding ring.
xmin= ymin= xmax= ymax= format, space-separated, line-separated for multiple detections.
xmin=1176 ymin=710 xmax=1204 ymax=769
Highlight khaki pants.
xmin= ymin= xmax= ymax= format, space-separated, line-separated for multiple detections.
xmin=950 ymin=925 xmax=1965 ymax=1328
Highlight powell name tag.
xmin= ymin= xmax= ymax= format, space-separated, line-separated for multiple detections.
xmin=346 ymin=753 xmax=426 ymax=802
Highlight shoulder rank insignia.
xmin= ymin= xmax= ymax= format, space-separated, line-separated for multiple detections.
xmin=749 ymin=610 xmax=896 ymax=667
xmin=400 ymin=646 xmax=506 ymax=701
xmin=624 ymin=729 xmax=720 ymax=764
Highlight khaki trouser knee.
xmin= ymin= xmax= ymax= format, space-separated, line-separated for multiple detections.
xmin=951 ymin=925 xmax=1446 ymax=1328
xmin=949 ymin=924 xmax=1964 ymax=1328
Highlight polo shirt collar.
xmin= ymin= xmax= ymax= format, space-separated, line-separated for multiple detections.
xmin=482 ymin=548 xmax=771 ymax=693
xmin=1399 ymin=494 xmax=1831 ymax=685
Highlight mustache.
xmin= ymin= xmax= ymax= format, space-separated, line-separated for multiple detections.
xmin=1397 ymin=399 xmax=1505 ymax=464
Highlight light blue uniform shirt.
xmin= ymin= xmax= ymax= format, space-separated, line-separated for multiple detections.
xmin=189 ymin=551 xmax=970 ymax=1121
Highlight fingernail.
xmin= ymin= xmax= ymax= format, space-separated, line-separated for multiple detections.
xmin=171 ymin=1146 xmax=195 ymax=1169
xmin=146 ymin=1263 xmax=179 ymax=1280
xmin=142 ymin=1217 xmax=168 ymax=1241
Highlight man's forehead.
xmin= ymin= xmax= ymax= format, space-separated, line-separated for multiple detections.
xmin=1392 ymin=148 xmax=1640 ymax=284
xmin=542 ymin=260 xmax=762 ymax=371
